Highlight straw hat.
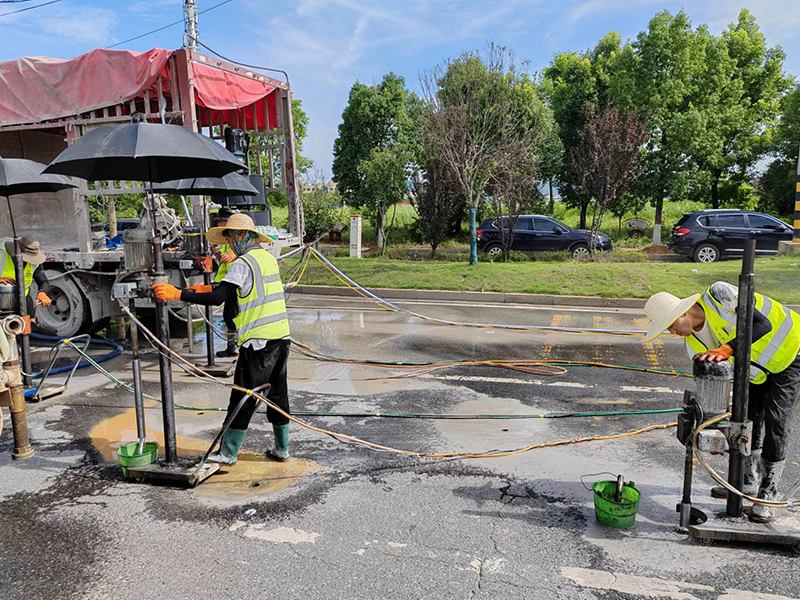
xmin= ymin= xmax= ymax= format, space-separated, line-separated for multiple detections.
xmin=643 ymin=291 xmax=701 ymax=342
xmin=4 ymin=237 xmax=46 ymax=265
xmin=206 ymin=213 xmax=270 ymax=245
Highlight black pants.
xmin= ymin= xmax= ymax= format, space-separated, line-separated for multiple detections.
xmin=227 ymin=339 xmax=291 ymax=430
xmin=749 ymin=353 xmax=800 ymax=462
xmin=222 ymin=293 xmax=239 ymax=332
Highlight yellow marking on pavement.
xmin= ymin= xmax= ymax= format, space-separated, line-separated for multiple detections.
xmin=636 ymin=317 xmax=662 ymax=368
xmin=540 ymin=314 xmax=570 ymax=360
xmin=593 ymin=316 xmax=613 ymax=363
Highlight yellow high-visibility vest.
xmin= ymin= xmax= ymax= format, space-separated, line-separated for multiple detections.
xmin=0 ymin=248 xmax=33 ymax=295
xmin=233 ymin=248 xmax=290 ymax=345
xmin=214 ymin=244 xmax=233 ymax=284
xmin=685 ymin=287 xmax=800 ymax=384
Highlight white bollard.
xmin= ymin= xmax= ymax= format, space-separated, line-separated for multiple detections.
xmin=350 ymin=215 xmax=362 ymax=258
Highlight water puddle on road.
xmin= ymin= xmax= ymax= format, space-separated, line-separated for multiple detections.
xmin=88 ymin=408 xmax=323 ymax=504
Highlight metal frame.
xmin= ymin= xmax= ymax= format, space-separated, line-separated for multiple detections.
xmin=32 ymin=334 xmax=92 ymax=401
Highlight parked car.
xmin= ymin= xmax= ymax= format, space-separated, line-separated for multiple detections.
xmin=667 ymin=209 xmax=793 ymax=263
xmin=103 ymin=218 xmax=141 ymax=234
xmin=477 ymin=215 xmax=612 ymax=259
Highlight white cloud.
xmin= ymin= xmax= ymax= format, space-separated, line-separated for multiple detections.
xmin=26 ymin=5 xmax=119 ymax=46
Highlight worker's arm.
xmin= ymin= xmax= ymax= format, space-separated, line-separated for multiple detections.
xmin=693 ymin=308 xmax=772 ymax=362
xmin=33 ymin=267 xmax=52 ymax=306
xmin=180 ymin=281 xmax=237 ymax=306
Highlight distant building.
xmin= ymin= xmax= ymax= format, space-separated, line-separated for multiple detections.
xmin=301 ymin=181 xmax=338 ymax=196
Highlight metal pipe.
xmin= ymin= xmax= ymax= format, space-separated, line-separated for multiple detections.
xmin=130 ymin=300 xmax=146 ymax=455
xmin=727 ymin=239 xmax=756 ymax=517
xmin=147 ymin=184 xmax=178 ymax=464
xmin=679 ymin=439 xmax=694 ymax=529
xmin=2 ymin=315 xmax=34 ymax=459
xmin=12 ymin=239 xmax=32 ymax=387
xmin=186 ymin=304 xmax=194 ymax=354
xmin=201 ymin=199 xmax=215 ymax=366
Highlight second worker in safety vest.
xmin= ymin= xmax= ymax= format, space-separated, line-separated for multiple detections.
xmin=152 ymin=214 xmax=291 ymax=464
xmin=644 ymin=282 xmax=800 ymax=523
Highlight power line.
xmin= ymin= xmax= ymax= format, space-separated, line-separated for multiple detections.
xmin=106 ymin=0 xmax=234 ymax=50
xmin=0 ymin=0 xmax=60 ymax=17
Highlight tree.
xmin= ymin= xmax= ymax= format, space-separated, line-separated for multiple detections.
xmin=489 ymin=155 xmax=545 ymax=260
xmin=332 ymin=73 xmax=420 ymax=250
xmin=301 ymin=167 xmax=344 ymax=243
xmin=760 ymin=85 xmax=800 ymax=216
xmin=544 ymin=33 xmax=624 ymax=229
xmin=679 ymin=10 xmax=789 ymax=209
xmin=625 ymin=10 xmax=713 ymax=245
xmin=410 ymin=161 xmax=463 ymax=257
xmin=570 ymin=106 xmax=648 ymax=254
xmin=421 ymin=44 xmax=556 ymax=263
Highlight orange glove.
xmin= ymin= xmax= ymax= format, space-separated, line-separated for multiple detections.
xmin=152 ymin=283 xmax=182 ymax=302
xmin=220 ymin=252 xmax=236 ymax=264
xmin=36 ymin=291 xmax=52 ymax=307
xmin=693 ymin=344 xmax=733 ymax=362
xmin=185 ymin=284 xmax=213 ymax=293
xmin=0 ymin=277 xmax=15 ymax=285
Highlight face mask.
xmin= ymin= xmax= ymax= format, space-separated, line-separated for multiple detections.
xmin=231 ymin=232 xmax=257 ymax=255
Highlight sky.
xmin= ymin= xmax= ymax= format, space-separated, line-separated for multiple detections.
xmin=1 ymin=0 xmax=799 ymax=178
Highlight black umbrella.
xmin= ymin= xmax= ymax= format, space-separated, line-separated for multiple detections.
xmin=0 ymin=158 xmax=77 ymax=387
xmin=152 ymin=172 xmax=258 ymax=196
xmin=43 ymin=122 xmax=244 ymax=183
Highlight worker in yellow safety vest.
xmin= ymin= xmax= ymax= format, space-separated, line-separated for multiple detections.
xmin=211 ymin=207 xmax=239 ymax=358
xmin=153 ymin=214 xmax=291 ymax=465
xmin=644 ymin=282 xmax=800 ymax=523
xmin=0 ymin=237 xmax=52 ymax=310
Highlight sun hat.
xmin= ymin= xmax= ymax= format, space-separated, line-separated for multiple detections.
xmin=206 ymin=213 xmax=270 ymax=245
xmin=4 ymin=237 xmax=46 ymax=265
xmin=643 ymin=291 xmax=701 ymax=342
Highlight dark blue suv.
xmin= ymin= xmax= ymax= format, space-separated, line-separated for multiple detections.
xmin=477 ymin=215 xmax=612 ymax=259
xmin=667 ymin=210 xmax=792 ymax=263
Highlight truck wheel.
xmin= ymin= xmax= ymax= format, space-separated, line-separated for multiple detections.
xmin=34 ymin=275 xmax=90 ymax=338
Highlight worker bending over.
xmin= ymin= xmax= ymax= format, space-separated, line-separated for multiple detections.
xmin=211 ymin=207 xmax=239 ymax=358
xmin=153 ymin=214 xmax=290 ymax=464
xmin=644 ymin=282 xmax=800 ymax=522
xmin=0 ymin=237 xmax=52 ymax=310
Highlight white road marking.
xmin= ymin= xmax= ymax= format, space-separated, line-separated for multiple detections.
xmin=242 ymin=525 xmax=320 ymax=544
xmin=228 ymin=520 xmax=246 ymax=532
xmin=387 ymin=542 xmax=407 ymax=548
xmin=621 ymin=385 xmax=683 ymax=394
xmin=562 ymin=567 xmax=714 ymax=600
xmin=421 ymin=374 xmax=683 ymax=395
xmin=719 ymin=591 xmax=800 ymax=600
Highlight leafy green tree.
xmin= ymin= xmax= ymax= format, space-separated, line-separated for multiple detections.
xmin=544 ymin=32 xmax=624 ymax=229
xmin=760 ymin=85 xmax=800 ymax=216
xmin=679 ymin=10 xmax=789 ymax=209
xmin=332 ymin=73 xmax=420 ymax=248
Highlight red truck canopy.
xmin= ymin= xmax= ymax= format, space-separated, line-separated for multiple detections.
xmin=0 ymin=47 xmax=278 ymax=129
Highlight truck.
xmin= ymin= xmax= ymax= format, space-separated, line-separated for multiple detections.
xmin=0 ymin=46 xmax=304 ymax=337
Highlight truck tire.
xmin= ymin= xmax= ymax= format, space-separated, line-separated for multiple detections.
xmin=34 ymin=274 xmax=91 ymax=338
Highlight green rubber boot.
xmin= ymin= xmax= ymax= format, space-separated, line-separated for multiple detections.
xmin=206 ymin=428 xmax=247 ymax=465
xmin=267 ymin=424 xmax=290 ymax=462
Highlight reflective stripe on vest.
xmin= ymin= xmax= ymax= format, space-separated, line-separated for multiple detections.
xmin=214 ymin=244 xmax=233 ymax=283
xmin=233 ymin=248 xmax=290 ymax=344
xmin=696 ymin=286 xmax=800 ymax=384
xmin=0 ymin=249 xmax=33 ymax=295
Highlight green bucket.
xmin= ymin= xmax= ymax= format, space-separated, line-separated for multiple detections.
xmin=592 ymin=480 xmax=641 ymax=529
xmin=118 ymin=442 xmax=159 ymax=478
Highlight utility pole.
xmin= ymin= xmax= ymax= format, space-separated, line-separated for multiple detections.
xmin=184 ymin=0 xmax=198 ymax=49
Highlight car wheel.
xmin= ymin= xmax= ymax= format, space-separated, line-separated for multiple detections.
xmin=485 ymin=244 xmax=502 ymax=257
xmin=571 ymin=244 xmax=591 ymax=260
xmin=693 ymin=243 xmax=720 ymax=263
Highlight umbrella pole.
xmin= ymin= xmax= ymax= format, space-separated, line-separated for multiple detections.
xmin=5 ymin=197 xmax=32 ymax=388
xmin=147 ymin=184 xmax=178 ymax=464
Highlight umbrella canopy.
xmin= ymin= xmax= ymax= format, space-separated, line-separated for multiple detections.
xmin=43 ymin=122 xmax=245 ymax=183
xmin=0 ymin=158 xmax=77 ymax=197
xmin=152 ymin=172 xmax=258 ymax=196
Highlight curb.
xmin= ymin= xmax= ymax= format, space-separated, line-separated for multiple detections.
xmin=291 ymin=285 xmax=648 ymax=309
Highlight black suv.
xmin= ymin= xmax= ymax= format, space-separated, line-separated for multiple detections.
xmin=477 ymin=215 xmax=612 ymax=259
xmin=667 ymin=210 xmax=792 ymax=263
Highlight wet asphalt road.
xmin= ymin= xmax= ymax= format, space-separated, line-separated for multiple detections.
xmin=1 ymin=295 xmax=800 ymax=600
